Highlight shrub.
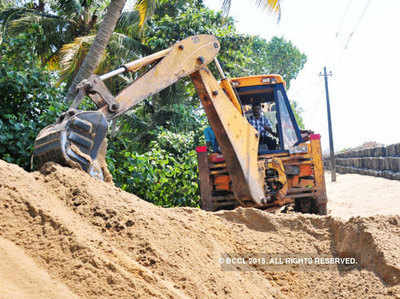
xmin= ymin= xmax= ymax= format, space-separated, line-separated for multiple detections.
xmin=0 ymin=36 xmax=66 ymax=169
xmin=107 ymin=127 xmax=202 ymax=207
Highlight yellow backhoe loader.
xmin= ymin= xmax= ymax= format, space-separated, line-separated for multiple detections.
xmin=33 ymin=35 xmax=327 ymax=215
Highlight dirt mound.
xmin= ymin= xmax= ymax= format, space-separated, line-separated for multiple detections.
xmin=0 ymin=159 xmax=399 ymax=298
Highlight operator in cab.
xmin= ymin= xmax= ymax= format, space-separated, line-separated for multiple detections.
xmin=247 ymin=103 xmax=278 ymax=150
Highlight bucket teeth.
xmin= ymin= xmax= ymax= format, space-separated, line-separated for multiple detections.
xmin=33 ymin=130 xmax=65 ymax=166
xmin=70 ymin=118 xmax=93 ymax=133
xmin=33 ymin=111 xmax=108 ymax=173
xmin=68 ymin=131 xmax=94 ymax=151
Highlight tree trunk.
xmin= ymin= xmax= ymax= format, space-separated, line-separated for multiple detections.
xmin=65 ymin=0 xmax=127 ymax=103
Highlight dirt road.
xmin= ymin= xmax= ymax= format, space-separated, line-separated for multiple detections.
xmin=326 ymin=171 xmax=400 ymax=219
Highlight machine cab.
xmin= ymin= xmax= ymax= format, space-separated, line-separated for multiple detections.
xmin=230 ymin=75 xmax=304 ymax=154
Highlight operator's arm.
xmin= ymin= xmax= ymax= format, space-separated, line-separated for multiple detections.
xmin=262 ymin=117 xmax=278 ymax=138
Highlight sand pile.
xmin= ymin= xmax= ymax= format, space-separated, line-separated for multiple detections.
xmin=0 ymin=159 xmax=399 ymax=298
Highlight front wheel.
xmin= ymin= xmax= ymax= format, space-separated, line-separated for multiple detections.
xmin=294 ymin=197 xmax=325 ymax=215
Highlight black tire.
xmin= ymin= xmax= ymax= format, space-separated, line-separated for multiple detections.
xmin=294 ymin=197 xmax=314 ymax=214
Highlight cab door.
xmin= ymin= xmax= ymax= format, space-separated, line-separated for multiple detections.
xmin=274 ymin=84 xmax=303 ymax=150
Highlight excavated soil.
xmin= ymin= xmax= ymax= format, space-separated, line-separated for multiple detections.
xmin=0 ymin=159 xmax=399 ymax=298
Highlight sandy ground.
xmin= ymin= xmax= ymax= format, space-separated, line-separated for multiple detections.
xmin=326 ymin=171 xmax=400 ymax=219
xmin=0 ymin=160 xmax=399 ymax=298
xmin=0 ymin=237 xmax=78 ymax=299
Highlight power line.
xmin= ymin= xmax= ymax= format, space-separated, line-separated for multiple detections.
xmin=328 ymin=0 xmax=372 ymax=75
xmin=336 ymin=0 xmax=353 ymax=38
xmin=344 ymin=0 xmax=372 ymax=50
xmin=323 ymin=0 xmax=355 ymax=72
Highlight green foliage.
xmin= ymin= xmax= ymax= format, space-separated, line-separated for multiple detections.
xmin=291 ymin=100 xmax=304 ymax=129
xmin=144 ymin=1 xmax=254 ymax=77
xmin=0 ymin=0 xmax=152 ymax=80
xmin=0 ymin=0 xmax=110 ymax=64
xmin=107 ymin=127 xmax=201 ymax=207
xmin=249 ymin=36 xmax=307 ymax=88
xmin=0 ymin=35 xmax=66 ymax=169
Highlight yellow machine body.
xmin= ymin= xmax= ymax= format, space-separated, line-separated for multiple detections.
xmin=196 ymin=75 xmax=327 ymax=214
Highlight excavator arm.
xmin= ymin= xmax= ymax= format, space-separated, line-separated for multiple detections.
xmin=33 ymin=34 xmax=266 ymax=204
xmin=190 ymin=69 xmax=266 ymax=206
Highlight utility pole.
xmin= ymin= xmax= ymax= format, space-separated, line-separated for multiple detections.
xmin=320 ymin=66 xmax=336 ymax=182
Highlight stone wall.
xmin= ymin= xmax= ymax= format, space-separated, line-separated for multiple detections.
xmin=324 ymin=143 xmax=400 ymax=180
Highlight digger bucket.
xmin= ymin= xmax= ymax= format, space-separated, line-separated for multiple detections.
xmin=33 ymin=111 xmax=108 ymax=179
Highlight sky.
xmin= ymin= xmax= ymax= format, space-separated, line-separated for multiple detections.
xmin=203 ymin=0 xmax=400 ymax=152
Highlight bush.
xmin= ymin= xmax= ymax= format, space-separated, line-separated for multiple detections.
xmin=107 ymin=127 xmax=202 ymax=207
xmin=0 ymin=35 xmax=66 ymax=169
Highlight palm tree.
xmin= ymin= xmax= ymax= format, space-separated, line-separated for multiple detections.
xmin=222 ymin=0 xmax=281 ymax=17
xmin=64 ymin=0 xmax=280 ymax=102
xmin=65 ymin=0 xmax=127 ymax=103
xmin=65 ymin=0 xmax=158 ymax=102
xmin=0 ymin=1 xmax=110 ymax=65
xmin=0 ymin=0 xmax=158 ymax=102
xmin=1 ymin=0 xmax=279 ymax=102
xmin=1 ymin=0 xmax=281 ymax=102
